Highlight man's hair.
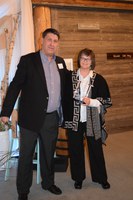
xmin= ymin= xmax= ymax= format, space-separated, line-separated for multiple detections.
xmin=42 ymin=28 xmax=60 ymax=39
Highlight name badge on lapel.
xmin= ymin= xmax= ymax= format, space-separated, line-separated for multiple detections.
xmin=58 ymin=63 xmax=64 ymax=69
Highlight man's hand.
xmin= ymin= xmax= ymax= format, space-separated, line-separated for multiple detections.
xmin=0 ymin=116 xmax=9 ymax=124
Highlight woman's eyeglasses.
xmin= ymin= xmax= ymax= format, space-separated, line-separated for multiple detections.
xmin=80 ymin=57 xmax=91 ymax=62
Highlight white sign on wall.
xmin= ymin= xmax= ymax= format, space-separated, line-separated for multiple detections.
xmin=64 ymin=58 xmax=73 ymax=71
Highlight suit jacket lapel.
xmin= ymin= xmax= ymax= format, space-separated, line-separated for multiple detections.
xmin=33 ymin=51 xmax=47 ymax=87
xmin=55 ymin=57 xmax=65 ymax=98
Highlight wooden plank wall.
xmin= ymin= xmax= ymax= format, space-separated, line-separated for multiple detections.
xmin=51 ymin=8 xmax=133 ymax=134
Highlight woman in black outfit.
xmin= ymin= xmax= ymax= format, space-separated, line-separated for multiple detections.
xmin=63 ymin=48 xmax=112 ymax=190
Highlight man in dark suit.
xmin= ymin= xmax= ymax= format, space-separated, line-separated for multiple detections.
xmin=0 ymin=28 xmax=67 ymax=200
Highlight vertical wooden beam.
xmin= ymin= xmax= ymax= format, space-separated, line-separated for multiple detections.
xmin=33 ymin=6 xmax=51 ymax=51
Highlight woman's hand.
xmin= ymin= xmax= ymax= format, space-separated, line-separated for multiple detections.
xmin=82 ymin=97 xmax=91 ymax=106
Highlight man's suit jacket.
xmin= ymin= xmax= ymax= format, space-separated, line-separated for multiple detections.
xmin=1 ymin=51 xmax=67 ymax=132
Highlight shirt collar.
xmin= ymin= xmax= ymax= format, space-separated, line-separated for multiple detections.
xmin=40 ymin=50 xmax=56 ymax=62
xmin=77 ymin=69 xmax=93 ymax=80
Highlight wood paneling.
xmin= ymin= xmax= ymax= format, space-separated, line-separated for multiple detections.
xmin=51 ymin=8 xmax=133 ymax=134
xmin=32 ymin=0 xmax=133 ymax=11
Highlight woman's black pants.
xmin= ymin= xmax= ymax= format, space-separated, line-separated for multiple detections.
xmin=67 ymin=122 xmax=108 ymax=183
